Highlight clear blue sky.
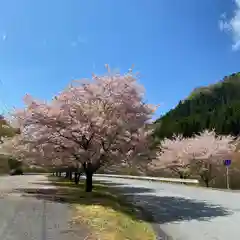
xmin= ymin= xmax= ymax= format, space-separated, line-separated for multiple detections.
xmin=0 ymin=0 xmax=239 ymax=120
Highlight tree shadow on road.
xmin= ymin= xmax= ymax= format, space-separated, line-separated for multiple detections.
xmin=128 ymin=194 xmax=233 ymax=223
xmin=32 ymin=179 xmax=126 ymax=189
xmin=15 ymin=177 xmax=233 ymax=225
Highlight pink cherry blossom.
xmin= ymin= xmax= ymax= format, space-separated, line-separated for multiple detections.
xmin=150 ymin=134 xmax=194 ymax=178
xmin=5 ymin=68 xmax=157 ymax=191
xmin=151 ymin=129 xmax=238 ymax=186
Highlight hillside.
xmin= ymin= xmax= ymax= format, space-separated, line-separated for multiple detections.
xmin=154 ymin=72 xmax=240 ymax=139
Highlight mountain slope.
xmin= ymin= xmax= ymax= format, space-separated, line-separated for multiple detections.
xmin=154 ymin=72 xmax=240 ymax=139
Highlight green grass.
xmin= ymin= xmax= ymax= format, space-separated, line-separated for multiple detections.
xmin=48 ymin=176 xmax=157 ymax=240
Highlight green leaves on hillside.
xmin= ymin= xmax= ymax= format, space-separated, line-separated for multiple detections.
xmin=154 ymin=72 xmax=240 ymax=140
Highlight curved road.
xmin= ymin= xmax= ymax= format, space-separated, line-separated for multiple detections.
xmin=0 ymin=175 xmax=88 ymax=240
xmin=94 ymin=175 xmax=240 ymax=240
xmin=1 ymin=174 xmax=239 ymax=240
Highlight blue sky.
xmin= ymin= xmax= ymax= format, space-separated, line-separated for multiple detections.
xmin=0 ymin=0 xmax=239 ymax=120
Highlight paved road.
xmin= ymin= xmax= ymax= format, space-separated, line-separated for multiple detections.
xmin=94 ymin=176 xmax=240 ymax=240
xmin=0 ymin=175 xmax=88 ymax=240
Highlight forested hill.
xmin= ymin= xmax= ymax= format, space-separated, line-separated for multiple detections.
xmin=154 ymin=72 xmax=240 ymax=139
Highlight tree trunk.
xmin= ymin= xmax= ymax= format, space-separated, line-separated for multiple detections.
xmin=69 ymin=170 xmax=73 ymax=180
xmin=201 ymin=174 xmax=210 ymax=187
xmin=74 ymin=172 xmax=80 ymax=184
xmin=82 ymin=161 xmax=100 ymax=192
xmin=204 ymin=180 xmax=209 ymax=187
xmin=202 ymin=163 xmax=212 ymax=188
xmin=77 ymin=173 xmax=81 ymax=183
xmin=179 ymin=173 xmax=186 ymax=184
xmin=85 ymin=171 xmax=93 ymax=192
xmin=83 ymin=162 xmax=94 ymax=192
xmin=65 ymin=171 xmax=69 ymax=178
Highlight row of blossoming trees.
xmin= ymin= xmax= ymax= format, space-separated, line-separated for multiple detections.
xmin=151 ymin=130 xmax=238 ymax=187
xmin=0 ymin=67 xmax=238 ymax=190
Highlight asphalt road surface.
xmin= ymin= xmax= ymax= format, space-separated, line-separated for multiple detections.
xmin=94 ymin=175 xmax=240 ymax=240
xmin=2 ymin=174 xmax=239 ymax=240
xmin=0 ymin=175 xmax=89 ymax=240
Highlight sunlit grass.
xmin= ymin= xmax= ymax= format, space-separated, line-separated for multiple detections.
xmin=49 ymin=176 xmax=156 ymax=240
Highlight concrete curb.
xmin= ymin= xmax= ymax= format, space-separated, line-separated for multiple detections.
xmin=95 ymin=174 xmax=240 ymax=192
xmin=94 ymin=174 xmax=199 ymax=184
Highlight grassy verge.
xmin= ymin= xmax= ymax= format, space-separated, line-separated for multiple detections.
xmin=48 ymin=176 xmax=157 ymax=240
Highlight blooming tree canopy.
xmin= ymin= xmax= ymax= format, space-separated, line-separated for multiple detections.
xmin=150 ymin=134 xmax=194 ymax=178
xmin=188 ymin=129 xmax=237 ymax=186
xmin=8 ymin=68 xmax=157 ymax=190
xmin=150 ymin=129 xmax=238 ymax=186
xmin=189 ymin=130 xmax=236 ymax=162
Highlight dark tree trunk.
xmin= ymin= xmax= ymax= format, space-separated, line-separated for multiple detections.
xmin=77 ymin=173 xmax=81 ymax=183
xmin=179 ymin=173 xmax=186 ymax=184
xmin=65 ymin=171 xmax=69 ymax=178
xmin=201 ymin=163 xmax=212 ymax=188
xmin=205 ymin=180 xmax=209 ymax=187
xmin=69 ymin=171 xmax=73 ymax=180
xmin=83 ymin=162 xmax=95 ymax=192
xmin=85 ymin=171 xmax=93 ymax=192
xmin=201 ymin=174 xmax=210 ymax=187
xmin=74 ymin=172 xmax=80 ymax=184
xmin=203 ymin=177 xmax=209 ymax=187
xmin=74 ymin=172 xmax=78 ymax=184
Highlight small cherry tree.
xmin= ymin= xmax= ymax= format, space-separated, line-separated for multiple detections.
xmin=188 ymin=130 xmax=237 ymax=187
xmin=11 ymin=67 xmax=156 ymax=191
xmin=150 ymin=134 xmax=194 ymax=178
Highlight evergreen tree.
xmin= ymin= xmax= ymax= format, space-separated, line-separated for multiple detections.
xmin=154 ymin=72 xmax=240 ymax=140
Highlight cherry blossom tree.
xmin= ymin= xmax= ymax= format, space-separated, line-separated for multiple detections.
xmin=188 ymin=130 xmax=237 ymax=187
xmin=10 ymin=67 xmax=157 ymax=191
xmin=150 ymin=134 xmax=194 ymax=179
xmin=151 ymin=129 xmax=238 ymax=187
